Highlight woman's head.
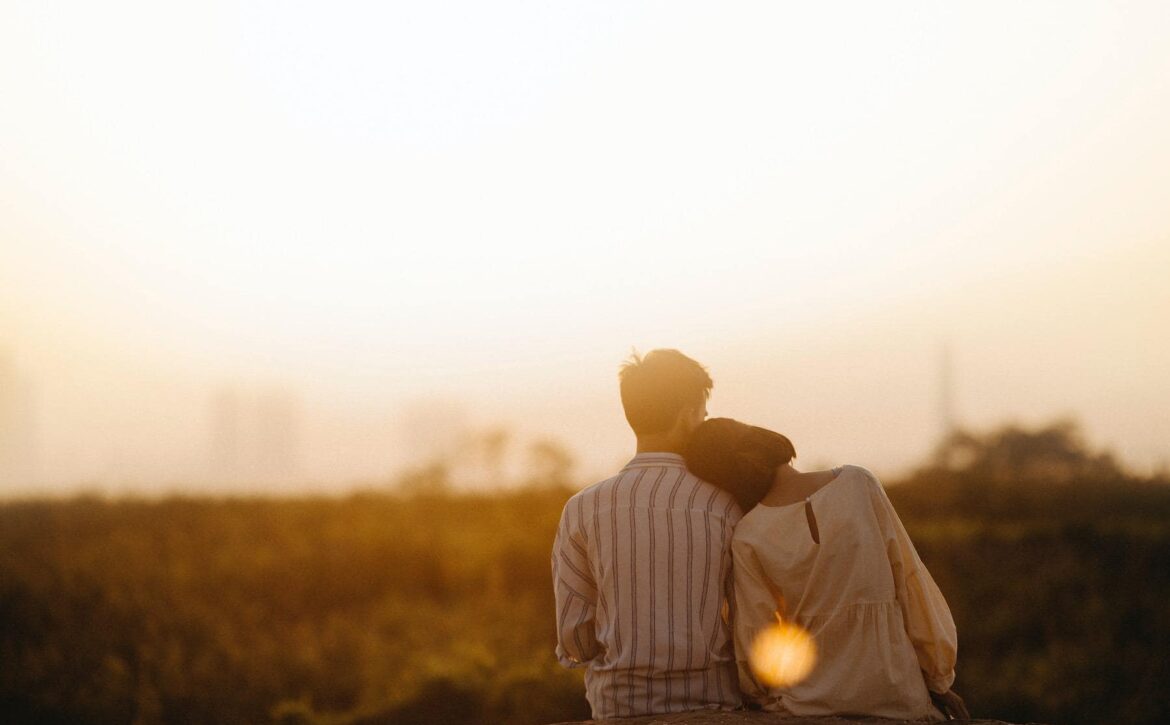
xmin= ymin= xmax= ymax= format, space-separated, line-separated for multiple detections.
xmin=685 ymin=418 xmax=797 ymax=512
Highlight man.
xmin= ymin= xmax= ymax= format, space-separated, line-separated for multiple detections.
xmin=552 ymin=349 xmax=743 ymax=718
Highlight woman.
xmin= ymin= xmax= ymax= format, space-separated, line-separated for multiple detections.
xmin=686 ymin=418 xmax=969 ymax=721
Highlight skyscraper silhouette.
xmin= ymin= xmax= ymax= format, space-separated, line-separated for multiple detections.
xmin=207 ymin=385 xmax=301 ymax=487
xmin=209 ymin=387 xmax=242 ymax=483
xmin=0 ymin=350 xmax=37 ymax=488
xmin=256 ymin=389 xmax=299 ymax=484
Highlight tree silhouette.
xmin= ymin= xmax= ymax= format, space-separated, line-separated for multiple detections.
xmin=931 ymin=419 xmax=1127 ymax=484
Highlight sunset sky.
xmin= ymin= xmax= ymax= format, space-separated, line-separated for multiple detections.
xmin=2 ymin=2 xmax=1168 ymax=494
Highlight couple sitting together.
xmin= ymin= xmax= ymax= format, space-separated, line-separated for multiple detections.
xmin=552 ymin=349 xmax=969 ymax=721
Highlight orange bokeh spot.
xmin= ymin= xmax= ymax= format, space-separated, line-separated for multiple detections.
xmin=749 ymin=618 xmax=817 ymax=688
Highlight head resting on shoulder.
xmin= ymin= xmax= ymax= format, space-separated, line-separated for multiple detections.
xmin=619 ymin=349 xmax=713 ymax=451
xmin=685 ymin=417 xmax=797 ymax=512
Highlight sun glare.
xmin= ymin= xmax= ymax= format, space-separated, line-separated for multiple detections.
xmin=749 ymin=615 xmax=818 ymax=689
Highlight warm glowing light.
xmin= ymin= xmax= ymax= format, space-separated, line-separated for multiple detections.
xmin=749 ymin=616 xmax=817 ymax=688
xmin=3 ymin=3 xmax=1170 ymax=494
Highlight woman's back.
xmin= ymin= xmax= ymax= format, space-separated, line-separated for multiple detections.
xmin=731 ymin=465 xmax=954 ymax=720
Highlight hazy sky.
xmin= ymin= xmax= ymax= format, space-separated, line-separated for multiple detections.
xmin=2 ymin=2 xmax=1169 ymax=494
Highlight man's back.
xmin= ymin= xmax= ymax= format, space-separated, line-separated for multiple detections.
xmin=552 ymin=452 xmax=743 ymax=718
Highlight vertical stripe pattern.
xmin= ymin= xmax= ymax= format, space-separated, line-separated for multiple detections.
xmin=552 ymin=453 xmax=743 ymax=719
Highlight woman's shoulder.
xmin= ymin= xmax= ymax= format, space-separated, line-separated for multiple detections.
xmin=730 ymin=516 xmax=764 ymax=556
xmin=835 ymin=464 xmax=882 ymax=488
xmin=824 ymin=465 xmax=890 ymax=510
xmin=731 ymin=502 xmax=794 ymax=546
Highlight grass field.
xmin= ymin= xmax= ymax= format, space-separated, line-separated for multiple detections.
xmin=3 ymin=465 xmax=1169 ymax=725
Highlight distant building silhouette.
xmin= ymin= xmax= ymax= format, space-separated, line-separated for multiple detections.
xmin=0 ymin=350 xmax=37 ymax=488
xmin=209 ymin=387 xmax=243 ymax=482
xmin=256 ymin=390 xmax=299 ymax=483
xmin=207 ymin=385 xmax=301 ymax=487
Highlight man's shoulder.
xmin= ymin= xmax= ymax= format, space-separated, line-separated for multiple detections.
xmin=569 ymin=465 xmax=738 ymax=516
xmin=567 ymin=471 xmax=623 ymax=501
xmin=559 ymin=473 xmax=618 ymax=520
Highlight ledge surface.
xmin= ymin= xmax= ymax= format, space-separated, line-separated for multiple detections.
xmin=551 ymin=712 xmax=1039 ymax=725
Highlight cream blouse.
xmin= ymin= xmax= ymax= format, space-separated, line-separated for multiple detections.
xmin=731 ymin=465 xmax=957 ymax=721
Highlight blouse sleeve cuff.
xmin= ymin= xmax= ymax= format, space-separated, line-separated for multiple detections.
xmin=925 ymin=670 xmax=956 ymax=694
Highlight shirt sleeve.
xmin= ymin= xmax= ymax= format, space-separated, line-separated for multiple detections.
xmin=867 ymin=473 xmax=958 ymax=693
xmin=731 ymin=538 xmax=779 ymax=704
xmin=721 ymin=499 xmax=743 ymax=629
xmin=551 ymin=497 xmax=602 ymax=668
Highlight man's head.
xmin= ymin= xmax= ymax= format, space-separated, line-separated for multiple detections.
xmin=619 ymin=349 xmax=713 ymax=448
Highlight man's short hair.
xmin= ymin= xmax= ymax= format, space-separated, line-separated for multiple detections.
xmin=619 ymin=349 xmax=713 ymax=436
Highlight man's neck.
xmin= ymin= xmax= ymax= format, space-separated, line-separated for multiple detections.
xmin=635 ymin=434 xmax=686 ymax=455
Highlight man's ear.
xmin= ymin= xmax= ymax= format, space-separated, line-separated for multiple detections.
xmin=676 ymin=405 xmax=702 ymax=438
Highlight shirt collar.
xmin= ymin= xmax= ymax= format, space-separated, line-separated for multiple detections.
xmin=622 ymin=452 xmax=688 ymax=470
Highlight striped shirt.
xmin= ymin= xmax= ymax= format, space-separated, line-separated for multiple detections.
xmin=552 ymin=452 xmax=744 ymax=719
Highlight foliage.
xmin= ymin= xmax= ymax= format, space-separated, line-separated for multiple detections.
xmin=1 ymin=422 xmax=1168 ymax=724
xmin=0 ymin=485 xmax=590 ymax=725
xmin=927 ymin=418 xmax=1132 ymax=485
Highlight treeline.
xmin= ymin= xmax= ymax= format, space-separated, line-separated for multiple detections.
xmin=1 ymin=422 xmax=1168 ymax=724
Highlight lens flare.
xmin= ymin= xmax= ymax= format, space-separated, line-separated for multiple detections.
xmin=748 ymin=617 xmax=817 ymax=688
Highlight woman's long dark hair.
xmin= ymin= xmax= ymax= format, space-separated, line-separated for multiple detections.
xmin=685 ymin=418 xmax=796 ymax=512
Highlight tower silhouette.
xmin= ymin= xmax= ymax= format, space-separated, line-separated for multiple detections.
xmin=935 ymin=341 xmax=960 ymax=469
xmin=939 ymin=341 xmax=956 ymax=439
